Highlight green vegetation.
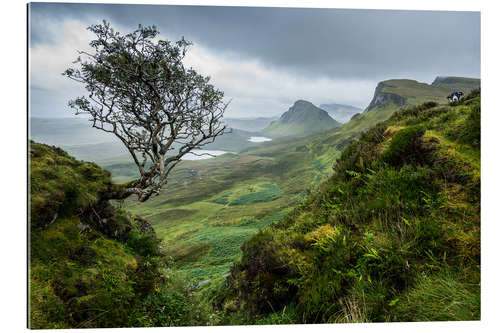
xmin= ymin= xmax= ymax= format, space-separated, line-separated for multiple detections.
xmin=29 ymin=142 xmax=211 ymax=328
xmin=123 ymin=137 xmax=336 ymax=284
xmin=217 ymin=90 xmax=481 ymax=324
xmin=392 ymin=272 xmax=480 ymax=321
xmin=212 ymin=183 xmax=282 ymax=207
xmin=30 ymin=77 xmax=481 ymax=328
xmin=229 ymin=183 xmax=283 ymax=206
xmin=123 ymin=76 xmax=479 ymax=294
xmin=370 ymin=78 xmax=479 ymax=108
xmin=126 ymin=170 xmax=295 ymax=282
xmin=262 ymin=100 xmax=341 ymax=137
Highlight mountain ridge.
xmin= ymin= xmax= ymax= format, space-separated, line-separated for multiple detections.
xmin=366 ymin=76 xmax=480 ymax=112
xmin=262 ymin=100 xmax=341 ymax=137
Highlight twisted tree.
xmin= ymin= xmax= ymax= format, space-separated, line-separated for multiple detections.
xmin=64 ymin=21 xmax=229 ymax=201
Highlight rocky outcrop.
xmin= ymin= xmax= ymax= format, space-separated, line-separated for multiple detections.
xmin=365 ymin=82 xmax=407 ymax=112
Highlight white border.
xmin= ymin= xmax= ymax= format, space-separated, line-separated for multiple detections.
xmin=3 ymin=1 xmax=499 ymax=332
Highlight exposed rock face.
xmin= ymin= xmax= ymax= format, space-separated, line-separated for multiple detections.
xmin=365 ymin=82 xmax=407 ymax=111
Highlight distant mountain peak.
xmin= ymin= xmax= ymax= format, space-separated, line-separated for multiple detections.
xmin=293 ymin=100 xmax=313 ymax=107
xmin=262 ymin=100 xmax=341 ymax=137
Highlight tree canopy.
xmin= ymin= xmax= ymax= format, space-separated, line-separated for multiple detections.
xmin=64 ymin=21 xmax=229 ymax=201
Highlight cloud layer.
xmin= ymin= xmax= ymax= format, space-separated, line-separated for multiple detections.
xmin=29 ymin=4 xmax=480 ymax=118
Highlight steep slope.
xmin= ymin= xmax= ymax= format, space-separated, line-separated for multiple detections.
xmin=29 ymin=142 xmax=211 ymax=328
xmin=262 ymin=100 xmax=341 ymax=137
xmin=217 ymin=90 xmax=480 ymax=324
xmin=319 ymin=103 xmax=363 ymax=123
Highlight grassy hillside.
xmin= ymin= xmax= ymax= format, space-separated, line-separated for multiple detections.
xmin=29 ymin=77 xmax=481 ymax=328
xmin=123 ymin=77 xmax=480 ymax=287
xmin=216 ymin=90 xmax=480 ymax=324
xmin=29 ymin=142 xmax=214 ymax=328
xmin=30 ymin=77 xmax=478 ymax=182
xmin=367 ymin=77 xmax=480 ymax=110
xmin=123 ymin=138 xmax=331 ymax=283
xmin=337 ymin=77 xmax=480 ymax=137
xmin=203 ymin=128 xmax=261 ymax=152
xmin=262 ymin=100 xmax=341 ymax=137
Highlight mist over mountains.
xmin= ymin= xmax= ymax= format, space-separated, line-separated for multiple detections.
xmin=319 ymin=103 xmax=363 ymax=123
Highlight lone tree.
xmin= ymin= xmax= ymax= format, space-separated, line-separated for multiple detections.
xmin=64 ymin=21 xmax=229 ymax=201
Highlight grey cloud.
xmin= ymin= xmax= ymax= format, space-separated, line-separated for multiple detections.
xmin=28 ymin=3 xmax=480 ymax=118
xmin=29 ymin=3 xmax=480 ymax=82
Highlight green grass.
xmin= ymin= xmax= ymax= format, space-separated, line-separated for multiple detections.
xmin=122 ymin=131 xmax=338 ymax=283
xmin=378 ymin=78 xmax=479 ymax=107
xmin=218 ymin=91 xmax=481 ymax=324
xmin=29 ymin=141 xmax=117 ymax=229
xmin=29 ymin=142 xmax=192 ymax=328
xmin=127 ymin=177 xmax=293 ymax=282
xmin=261 ymin=100 xmax=341 ymax=137
xmin=392 ymin=271 xmax=480 ymax=321
xmin=124 ymin=81 xmax=479 ymax=292
xmin=229 ymin=183 xmax=283 ymax=206
xmin=212 ymin=192 xmax=232 ymax=205
xmin=31 ymin=79 xmax=481 ymax=327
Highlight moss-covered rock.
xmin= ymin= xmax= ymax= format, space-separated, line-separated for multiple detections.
xmin=29 ymin=142 xmax=200 ymax=328
xmin=29 ymin=141 xmax=126 ymax=229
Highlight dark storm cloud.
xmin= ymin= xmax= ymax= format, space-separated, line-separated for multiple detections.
xmin=29 ymin=3 xmax=480 ymax=81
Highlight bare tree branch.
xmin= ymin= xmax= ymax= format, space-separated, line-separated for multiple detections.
xmin=63 ymin=20 xmax=230 ymax=202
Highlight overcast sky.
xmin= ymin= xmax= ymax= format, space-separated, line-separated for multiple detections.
xmin=29 ymin=3 xmax=480 ymax=118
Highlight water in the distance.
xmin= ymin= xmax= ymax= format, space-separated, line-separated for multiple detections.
xmin=181 ymin=149 xmax=231 ymax=160
xmin=248 ymin=136 xmax=272 ymax=143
